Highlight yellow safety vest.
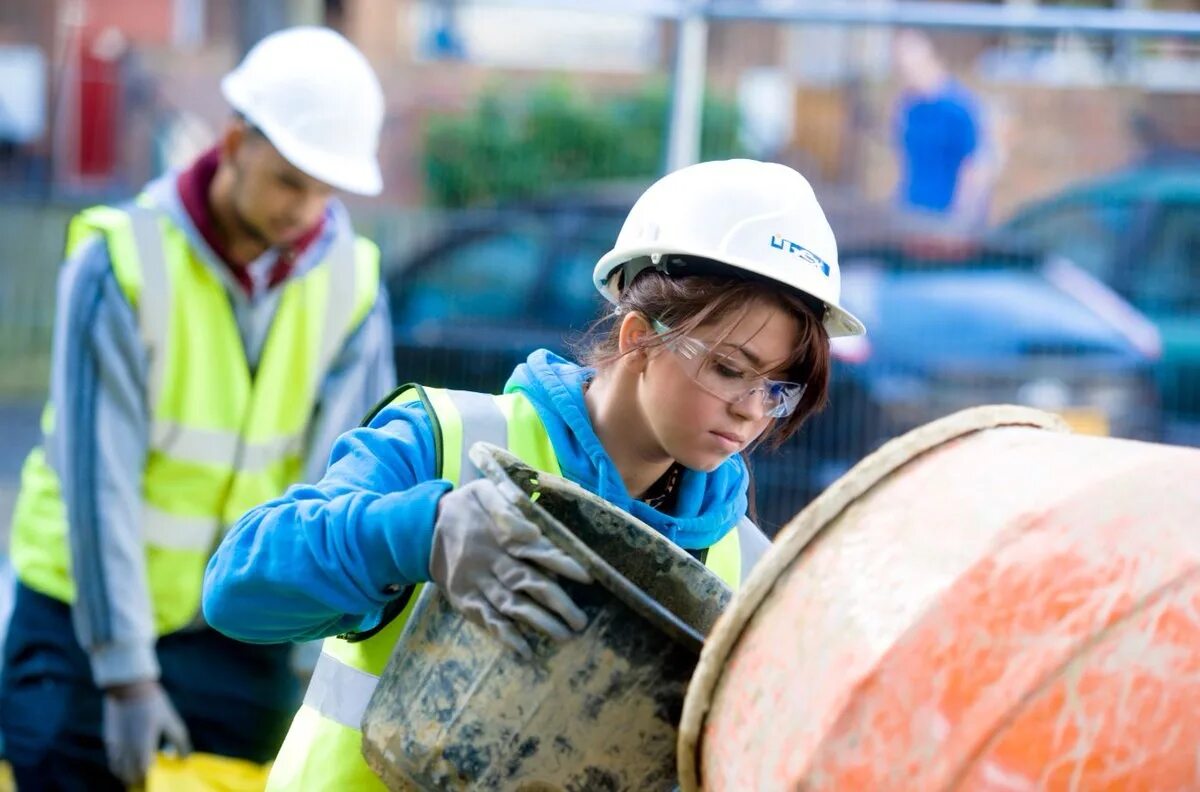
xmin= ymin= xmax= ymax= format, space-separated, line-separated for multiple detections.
xmin=265 ymin=385 xmax=754 ymax=791
xmin=9 ymin=202 xmax=380 ymax=635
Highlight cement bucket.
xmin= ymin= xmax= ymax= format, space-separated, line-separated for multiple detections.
xmin=679 ymin=405 xmax=1200 ymax=791
xmin=362 ymin=443 xmax=731 ymax=791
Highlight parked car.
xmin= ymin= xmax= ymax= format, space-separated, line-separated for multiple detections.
xmin=386 ymin=188 xmax=1161 ymax=532
xmin=998 ymin=161 xmax=1200 ymax=444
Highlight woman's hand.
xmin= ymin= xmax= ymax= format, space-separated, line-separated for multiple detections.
xmin=429 ymin=478 xmax=593 ymax=658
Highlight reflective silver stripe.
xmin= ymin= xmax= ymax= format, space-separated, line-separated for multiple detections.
xmin=240 ymin=432 xmax=305 ymax=472
xmin=444 ymin=390 xmax=507 ymax=485
xmin=42 ymin=405 xmax=57 ymax=472
xmin=315 ymin=233 xmax=358 ymax=385
xmin=736 ymin=515 xmax=771 ymax=583
xmin=150 ymin=420 xmax=303 ymax=473
xmin=303 ymin=650 xmax=379 ymax=731
xmin=151 ymin=420 xmax=239 ymax=465
xmin=42 ymin=436 xmax=56 ymax=472
xmin=125 ymin=206 xmax=172 ymax=407
xmin=142 ymin=504 xmax=221 ymax=552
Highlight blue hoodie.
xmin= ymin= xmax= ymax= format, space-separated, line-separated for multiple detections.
xmin=202 ymin=350 xmax=749 ymax=645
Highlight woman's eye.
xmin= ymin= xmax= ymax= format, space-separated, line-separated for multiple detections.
xmin=713 ymin=361 xmax=746 ymax=379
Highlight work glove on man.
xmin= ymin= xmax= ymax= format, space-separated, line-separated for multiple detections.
xmin=103 ymin=679 xmax=192 ymax=787
xmin=430 ymin=477 xmax=593 ymax=658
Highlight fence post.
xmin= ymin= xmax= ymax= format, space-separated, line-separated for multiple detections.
xmin=665 ymin=2 xmax=709 ymax=173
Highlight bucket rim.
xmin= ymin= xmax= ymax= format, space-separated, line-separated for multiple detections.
xmin=674 ymin=404 xmax=1070 ymax=792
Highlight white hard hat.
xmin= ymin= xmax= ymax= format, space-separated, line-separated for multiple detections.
xmin=594 ymin=159 xmax=866 ymax=338
xmin=221 ymin=27 xmax=384 ymax=195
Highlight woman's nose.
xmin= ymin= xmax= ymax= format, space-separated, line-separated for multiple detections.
xmin=729 ymin=390 xmax=767 ymax=421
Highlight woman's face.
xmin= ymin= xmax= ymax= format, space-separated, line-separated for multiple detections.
xmin=638 ymin=299 xmax=801 ymax=472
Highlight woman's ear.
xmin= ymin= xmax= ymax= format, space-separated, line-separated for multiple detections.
xmin=617 ymin=312 xmax=653 ymax=372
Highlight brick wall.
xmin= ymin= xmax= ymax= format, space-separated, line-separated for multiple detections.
xmin=14 ymin=0 xmax=1200 ymax=217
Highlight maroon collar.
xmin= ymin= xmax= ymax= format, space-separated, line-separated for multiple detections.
xmin=176 ymin=147 xmax=325 ymax=295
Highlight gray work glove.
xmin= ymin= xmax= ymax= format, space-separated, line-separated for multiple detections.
xmin=431 ymin=477 xmax=593 ymax=658
xmin=102 ymin=679 xmax=192 ymax=787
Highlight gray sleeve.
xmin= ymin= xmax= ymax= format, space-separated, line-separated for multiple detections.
xmin=52 ymin=239 xmax=158 ymax=687
xmin=303 ymin=288 xmax=397 ymax=484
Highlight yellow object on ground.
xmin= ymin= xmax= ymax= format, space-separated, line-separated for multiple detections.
xmin=1056 ymin=406 xmax=1110 ymax=436
xmin=147 ymin=753 xmax=272 ymax=792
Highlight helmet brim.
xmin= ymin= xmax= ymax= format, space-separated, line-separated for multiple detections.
xmin=594 ymin=246 xmax=867 ymax=339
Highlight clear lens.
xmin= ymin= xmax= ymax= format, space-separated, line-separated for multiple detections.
xmin=654 ymin=320 xmax=806 ymax=418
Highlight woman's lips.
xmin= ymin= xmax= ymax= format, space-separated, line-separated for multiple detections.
xmin=711 ymin=430 xmax=744 ymax=450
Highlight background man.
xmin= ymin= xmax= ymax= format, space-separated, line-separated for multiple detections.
xmin=0 ymin=26 xmax=395 ymax=789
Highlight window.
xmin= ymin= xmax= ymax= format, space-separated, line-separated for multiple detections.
xmin=1132 ymin=203 xmax=1200 ymax=315
xmin=1008 ymin=201 xmax=1134 ymax=287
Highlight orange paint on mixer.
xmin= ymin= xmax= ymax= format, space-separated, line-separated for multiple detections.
xmin=680 ymin=406 xmax=1200 ymax=791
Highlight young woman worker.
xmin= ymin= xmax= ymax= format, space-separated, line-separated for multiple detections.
xmin=202 ymin=159 xmax=867 ymax=790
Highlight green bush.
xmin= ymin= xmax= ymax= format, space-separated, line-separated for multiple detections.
xmin=423 ymin=81 xmax=743 ymax=208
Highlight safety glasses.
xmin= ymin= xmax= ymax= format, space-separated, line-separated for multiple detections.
xmin=651 ymin=319 xmax=805 ymax=418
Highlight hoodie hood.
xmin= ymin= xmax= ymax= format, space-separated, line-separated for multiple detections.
xmin=505 ymin=349 xmax=749 ymax=549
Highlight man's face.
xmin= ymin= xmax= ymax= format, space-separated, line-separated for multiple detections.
xmin=228 ymin=129 xmax=334 ymax=248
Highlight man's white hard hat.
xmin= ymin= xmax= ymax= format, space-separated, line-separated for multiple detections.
xmin=593 ymin=159 xmax=866 ymax=338
xmin=221 ymin=26 xmax=385 ymax=196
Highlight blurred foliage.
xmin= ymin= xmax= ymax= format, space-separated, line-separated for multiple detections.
xmin=422 ymin=81 xmax=744 ymax=208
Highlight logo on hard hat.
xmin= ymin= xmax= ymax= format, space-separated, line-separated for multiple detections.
xmin=770 ymin=236 xmax=831 ymax=276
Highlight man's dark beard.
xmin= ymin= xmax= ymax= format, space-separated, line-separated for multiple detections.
xmin=230 ymin=167 xmax=275 ymax=249
xmin=231 ymin=205 xmax=272 ymax=248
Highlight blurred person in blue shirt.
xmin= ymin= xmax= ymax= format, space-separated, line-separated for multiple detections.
xmin=892 ymin=29 xmax=999 ymax=230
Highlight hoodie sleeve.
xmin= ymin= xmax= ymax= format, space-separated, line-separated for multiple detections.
xmin=202 ymin=401 xmax=451 ymax=644
xmin=50 ymin=238 xmax=159 ymax=689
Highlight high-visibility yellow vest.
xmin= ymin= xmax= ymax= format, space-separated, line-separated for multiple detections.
xmin=9 ymin=202 xmax=380 ymax=635
xmin=265 ymin=384 xmax=755 ymax=791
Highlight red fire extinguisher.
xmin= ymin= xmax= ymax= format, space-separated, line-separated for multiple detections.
xmin=73 ymin=26 xmax=124 ymax=181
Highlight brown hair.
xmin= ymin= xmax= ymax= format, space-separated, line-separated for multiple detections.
xmin=578 ymin=269 xmax=831 ymax=450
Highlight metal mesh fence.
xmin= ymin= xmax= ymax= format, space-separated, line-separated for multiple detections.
xmin=0 ymin=202 xmax=73 ymax=399
xmin=1 ymin=3 xmax=1198 ymax=531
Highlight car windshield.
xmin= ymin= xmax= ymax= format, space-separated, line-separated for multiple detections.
xmin=394 ymin=225 xmax=545 ymax=331
xmin=543 ymin=211 xmax=625 ymax=329
xmin=392 ymin=204 xmax=630 ymax=337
